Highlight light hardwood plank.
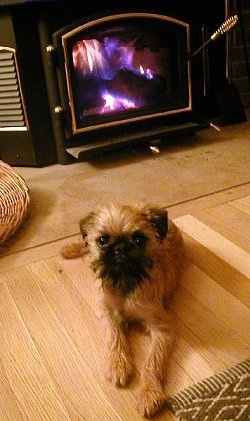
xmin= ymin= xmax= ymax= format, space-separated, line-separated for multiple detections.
xmin=174 ymin=214 xmax=250 ymax=278
xmin=179 ymin=233 xmax=250 ymax=309
xmin=0 ymin=236 xmax=72 ymax=273
xmin=230 ymin=194 xmax=250 ymax=214
xmin=0 ymin=358 xmax=26 ymax=421
xmin=170 ymin=285 xmax=250 ymax=369
xmin=1 ymin=267 xmax=122 ymax=420
xmin=0 ymin=281 xmax=71 ymax=421
xmin=194 ymin=201 xmax=250 ymax=252
xmin=180 ymin=263 xmax=250 ymax=344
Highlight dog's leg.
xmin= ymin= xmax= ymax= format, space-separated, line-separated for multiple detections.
xmin=137 ymin=308 xmax=176 ymax=417
xmin=104 ymin=311 xmax=134 ymax=387
xmin=61 ymin=239 xmax=88 ymax=259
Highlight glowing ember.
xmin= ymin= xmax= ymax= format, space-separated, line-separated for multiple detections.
xmin=139 ymin=65 xmax=154 ymax=79
xmin=102 ymin=92 xmax=136 ymax=112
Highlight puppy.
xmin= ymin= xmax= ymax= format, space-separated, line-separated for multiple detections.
xmin=61 ymin=203 xmax=186 ymax=417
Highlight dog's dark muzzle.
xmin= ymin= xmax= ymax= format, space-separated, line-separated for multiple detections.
xmin=114 ymin=241 xmax=131 ymax=261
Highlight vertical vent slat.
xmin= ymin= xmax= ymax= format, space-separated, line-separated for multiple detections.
xmin=0 ymin=47 xmax=28 ymax=129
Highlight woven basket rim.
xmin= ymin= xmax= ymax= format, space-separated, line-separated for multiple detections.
xmin=0 ymin=160 xmax=30 ymax=244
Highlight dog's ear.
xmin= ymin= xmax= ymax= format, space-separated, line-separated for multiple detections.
xmin=142 ymin=207 xmax=168 ymax=240
xmin=79 ymin=212 xmax=95 ymax=239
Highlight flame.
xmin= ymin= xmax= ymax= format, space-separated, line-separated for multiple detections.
xmin=139 ymin=65 xmax=154 ymax=79
xmin=72 ymin=37 xmax=156 ymax=81
xmin=102 ymin=92 xmax=136 ymax=112
xmin=139 ymin=65 xmax=144 ymax=75
xmin=72 ymin=37 xmax=158 ymax=115
xmin=72 ymin=39 xmax=113 ymax=79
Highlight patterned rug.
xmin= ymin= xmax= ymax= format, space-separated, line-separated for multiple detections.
xmin=167 ymin=359 xmax=250 ymax=421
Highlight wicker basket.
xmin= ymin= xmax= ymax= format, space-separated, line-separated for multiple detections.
xmin=0 ymin=160 xmax=30 ymax=244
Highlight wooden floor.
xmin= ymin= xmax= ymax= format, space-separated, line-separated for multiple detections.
xmin=0 ymin=183 xmax=249 ymax=420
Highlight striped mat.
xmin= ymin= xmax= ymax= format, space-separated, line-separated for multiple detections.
xmin=167 ymin=359 xmax=250 ymax=421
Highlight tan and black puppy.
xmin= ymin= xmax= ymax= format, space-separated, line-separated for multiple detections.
xmin=61 ymin=204 xmax=186 ymax=417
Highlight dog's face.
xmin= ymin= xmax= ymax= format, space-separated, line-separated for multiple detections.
xmin=79 ymin=204 xmax=168 ymax=295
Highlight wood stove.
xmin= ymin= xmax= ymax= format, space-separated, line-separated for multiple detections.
xmin=52 ymin=10 xmax=200 ymax=162
xmin=1 ymin=1 xmax=226 ymax=166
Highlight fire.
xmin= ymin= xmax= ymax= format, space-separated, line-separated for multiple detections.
xmin=139 ymin=65 xmax=154 ymax=79
xmin=101 ymin=92 xmax=136 ymax=112
xmin=72 ymin=39 xmax=112 ymax=78
xmin=72 ymin=37 xmax=156 ymax=81
xmin=72 ymin=37 xmax=158 ymax=114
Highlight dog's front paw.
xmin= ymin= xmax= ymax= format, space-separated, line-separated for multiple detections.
xmin=105 ymin=354 xmax=134 ymax=387
xmin=137 ymin=383 xmax=166 ymax=417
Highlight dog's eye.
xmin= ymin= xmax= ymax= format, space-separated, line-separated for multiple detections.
xmin=97 ymin=235 xmax=110 ymax=247
xmin=132 ymin=234 xmax=147 ymax=247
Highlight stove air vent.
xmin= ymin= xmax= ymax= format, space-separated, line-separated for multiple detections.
xmin=0 ymin=47 xmax=28 ymax=131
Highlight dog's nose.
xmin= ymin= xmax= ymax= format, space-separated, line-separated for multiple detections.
xmin=114 ymin=242 xmax=128 ymax=257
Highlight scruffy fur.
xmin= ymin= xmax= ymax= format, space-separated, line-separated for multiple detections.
xmin=61 ymin=204 xmax=186 ymax=417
